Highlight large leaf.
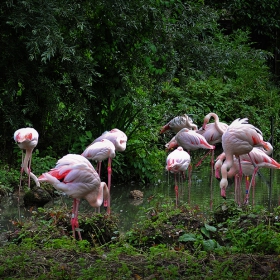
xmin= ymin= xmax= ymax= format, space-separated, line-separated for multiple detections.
xmin=178 ymin=233 xmax=197 ymax=242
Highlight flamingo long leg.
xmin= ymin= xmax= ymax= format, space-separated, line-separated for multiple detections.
xmin=71 ymin=198 xmax=82 ymax=240
xmin=195 ymin=149 xmax=213 ymax=167
xmin=104 ymin=158 xmax=112 ymax=214
xmin=96 ymin=161 xmax=102 ymax=177
xmin=210 ymin=150 xmax=214 ymax=210
xmin=245 ymin=167 xmax=258 ymax=205
xmin=174 ymin=173 xmax=179 ymax=208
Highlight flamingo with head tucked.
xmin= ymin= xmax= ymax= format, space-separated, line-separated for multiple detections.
xmin=38 ymin=154 xmax=109 ymax=240
xmin=166 ymin=147 xmax=191 ymax=207
xmin=14 ymin=127 xmax=40 ymax=188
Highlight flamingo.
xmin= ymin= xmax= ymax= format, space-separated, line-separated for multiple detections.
xmin=215 ymin=152 xmax=254 ymax=204
xmin=166 ymin=147 xmax=191 ymax=207
xmin=196 ymin=112 xmax=228 ymax=182
xmin=88 ymin=128 xmax=127 ymax=214
xmin=220 ymin=118 xmax=270 ymax=199
xmin=165 ymin=128 xmax=215 ymax=152
xmin=240 ymin=147 xmax=280 ymax=203
xmin=81 ymin=138 xmax=115 ymax=213
xmin=38 ymin=154 xmax=109 ymax=240
xmin=160 ymin=114 xmax=198 ymax=134
xmin=196 ymin=112 xmax=228 ymax=145
xmin=81 ymin=139 xmax=116 ymax=177
xmin=14 ymin=127 xmax=40 ymax=188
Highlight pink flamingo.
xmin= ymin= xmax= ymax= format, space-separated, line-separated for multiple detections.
xmin=38 ymin=154 xmax=109 ymax=240
xmin=196 ymin=112 xmax=228 ymax=145
xmin=88 ymin=128 xmax=127 ymax=214
xmin=220 ymin=118 xmax=270 ymax=199
xmin=160 ymin=114 xmax=198 ymax=134
xmin=81 ymin=139 xmax=115 ymax=213
xmin=215 ymin=152 xmax=254 ymax=204
xmin=166 ymin=147 xmax=191 ymax=207
xmin=196 ymin=112 xmax=228 ymax=182
xmin=241 ymin=147 xmax=280 ymax=203
xmin=14 ymin=127 xmax=40 ymax=188
xmin=81 ymin=139 xmax=116 ymax=177
xmin=165 ymin=128 xmax=215 ymax=152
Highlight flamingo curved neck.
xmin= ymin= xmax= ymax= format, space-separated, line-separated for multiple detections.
xmin=23 ymin=149 xmax=40 ymax=187
xmin=206 ymin=113 xmax=225 ymax=134
xmin=87 ymin=182 xmax=109 ymax=208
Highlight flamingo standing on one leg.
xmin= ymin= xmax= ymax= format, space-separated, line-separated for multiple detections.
xmin=38 ymin=154 xmax=109 ymax=240
xmin=89 ymin=128 xmax=127 ymax=214
xmin=14 ymin=127 xmax=40 ymax=188
xmin=166 ymin=147 xmax=191 ymax=207
xmin=160 ymin=114 xmax=198 ymax=134
xmin=220 ymin=118 xmax=270 ymax=199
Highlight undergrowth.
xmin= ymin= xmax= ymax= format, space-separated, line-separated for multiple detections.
xmin=0 ymin=195 xmax=280 ymax=279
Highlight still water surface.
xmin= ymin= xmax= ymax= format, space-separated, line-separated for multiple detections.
xmin=1 ymin=151 xmax=280 ymax=240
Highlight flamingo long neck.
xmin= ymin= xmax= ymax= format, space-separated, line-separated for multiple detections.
xmin=210 ymin=113 xmax=225 ymax=134
xmin=87 ymin=182 xmax=109 ymax=208
xmin=23 ymin=149 xmax=40 ymax=187
xmin=220 ymin=155 xmax=234 ymax=196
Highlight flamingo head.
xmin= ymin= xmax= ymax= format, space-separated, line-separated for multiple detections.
xmin=165 ymin=137 xmax=178 ymax=151
xmin=220 ymin=178 xmax=228 ymax=199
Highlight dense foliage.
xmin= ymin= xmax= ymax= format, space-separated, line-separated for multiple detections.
xmin=0 ymin=0 xmax=279 ymax=183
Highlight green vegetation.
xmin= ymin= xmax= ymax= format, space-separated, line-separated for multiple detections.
xmin=1 ymin=195 xmax=280 ymax=279
xmin=0 ymin=0 xmax=280 ymax=183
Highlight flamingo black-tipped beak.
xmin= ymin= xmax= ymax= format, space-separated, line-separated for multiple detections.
xmin=221 ymin=188 xmax=226 ymax=199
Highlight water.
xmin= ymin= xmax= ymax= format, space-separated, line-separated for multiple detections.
xmin=1 ymin=152 xmax=280 ymax=241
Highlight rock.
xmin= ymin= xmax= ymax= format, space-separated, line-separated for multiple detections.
xmin=23 ymin=187 xmax=53 ymax=207
xmin=129 ymin=190 xmax=143 ymax=200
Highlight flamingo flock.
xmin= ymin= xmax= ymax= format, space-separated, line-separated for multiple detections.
xmin=162 ymin=113 xmax=280 ymax=207
xmin=13 ymin=112 xmax=279 ymax=238
xmin=14 ymin=127 xmax=127 ymax=240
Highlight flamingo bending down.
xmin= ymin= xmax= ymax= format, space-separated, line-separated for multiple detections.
xmin=220 ymin=118 xmax=270 ymax=199
xmin=89 ymin=128 xmax=127 ymax=214
xmin=14 ymin=127 xmax=40 ymax=188
xmin=166 ymin=147 xmax=191 ymax=207
xmin=215 ymin=152 xmax=254 ymax=204
xmin=165 ymin=128 xmax=215 ymax=152
xmin=240 ymin=147 xmax=280 ymax=203
xmin=38 ymin=154 xmax=109 ymax=240
xmin=160 ymin=114 xmax=198 ymax=134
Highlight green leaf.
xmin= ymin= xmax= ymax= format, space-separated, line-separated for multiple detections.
xmin=178 ymin=233 xmax=197 ymax=242
xmin=202 ymin=239 xmax=217 ymax=251
xmin=204 ymin=223 xmax=217 ymax=232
